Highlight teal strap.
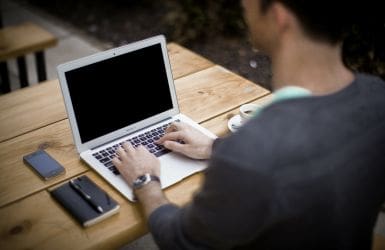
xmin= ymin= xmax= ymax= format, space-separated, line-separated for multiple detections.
xmin=252 ymin=86 xmax=312 ymax=117
xmin=273 ymin=86 xmax=312 ymax=103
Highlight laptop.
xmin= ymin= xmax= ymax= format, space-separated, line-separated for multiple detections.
xmin=57 ymin=35 xmax=216 ymax=202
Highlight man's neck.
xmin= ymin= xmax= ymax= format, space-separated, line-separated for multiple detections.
xmin=271 ymin=37 xmax=354 ymax=95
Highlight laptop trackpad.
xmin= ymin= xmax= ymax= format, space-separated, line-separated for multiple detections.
xmin=159 ymin=153 xmax=207 ymax=188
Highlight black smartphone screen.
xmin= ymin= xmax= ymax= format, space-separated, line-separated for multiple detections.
xmin=23 ymin=150 xmax=65 ymax=180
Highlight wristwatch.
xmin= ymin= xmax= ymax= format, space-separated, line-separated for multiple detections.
xmin=132 ymin=173 xmax=160 ymax=190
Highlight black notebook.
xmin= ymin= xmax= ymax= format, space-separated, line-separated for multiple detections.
xmin=51 ymin=175 xmax=120 ymax=227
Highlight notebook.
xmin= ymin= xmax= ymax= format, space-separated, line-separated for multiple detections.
xmin=51 ymin=175 xmax=120 ymax=227
xmin=57 ymin=35 xmax=216 ymax=202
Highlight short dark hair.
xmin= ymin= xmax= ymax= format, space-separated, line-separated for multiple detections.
xmin=259 ymin=0 xmax=357 ymax=44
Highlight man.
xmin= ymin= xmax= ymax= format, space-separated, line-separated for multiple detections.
xmin=113 ymin=0 xmax=385 ymax=249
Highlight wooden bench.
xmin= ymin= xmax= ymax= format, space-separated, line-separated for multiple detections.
xmin=0 ymin=22 xmax=58 ymax=93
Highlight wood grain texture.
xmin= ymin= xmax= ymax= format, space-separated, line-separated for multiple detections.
xmin=0 ymin=22 xmax=58 ymax=61
xmin=176 ymin=65 xmax=269 ymax=123
xmin=0 ymin=171 xmax=203 ymax=250
xmin=0 ymin=79 xmax=66 ymax=143
xmin=201 ymin=94 xmax=273 ymax=136
xmin=167 ymin=43 xmax=214 ymax=79
xmin=0 ymin=119 xmax=88 ymax=207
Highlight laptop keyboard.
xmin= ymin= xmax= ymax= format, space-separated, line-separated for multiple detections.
xmin=92 ymin=121 xmax=177 ymax=175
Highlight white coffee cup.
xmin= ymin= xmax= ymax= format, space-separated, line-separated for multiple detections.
xmin=239 ymin=103 xmax=260 ymax=124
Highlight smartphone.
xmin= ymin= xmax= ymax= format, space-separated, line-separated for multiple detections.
xmin=23 ymin=149 xmax=66 ymax=180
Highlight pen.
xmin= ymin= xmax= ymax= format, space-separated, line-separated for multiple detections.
xmin=69 ymin=179 xmax=104 ymax=213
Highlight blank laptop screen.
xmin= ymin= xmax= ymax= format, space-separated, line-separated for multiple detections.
xmin=65 ymin=44 xmax=173 ymax=143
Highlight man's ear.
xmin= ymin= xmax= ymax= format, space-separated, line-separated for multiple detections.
xmin=270 ymin=2 xmax=292 ymax=34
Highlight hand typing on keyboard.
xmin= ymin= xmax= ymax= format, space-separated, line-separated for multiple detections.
xmin=156 ymin=122 xmax=214 ymax=160
xmin=112 ymin=142 xmax=160 ymax=188
xmin=93 ymin=121 xmax=214 ymax=176
xmin=92 ymin=122 xmax=172 ymax=175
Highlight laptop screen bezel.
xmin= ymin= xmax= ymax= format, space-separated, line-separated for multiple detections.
xmin=57 ymin=35 xmax=179 ymax=153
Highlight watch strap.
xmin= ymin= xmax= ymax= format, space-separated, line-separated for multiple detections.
xmin=132 ymin=173 xmax=160 ymax=190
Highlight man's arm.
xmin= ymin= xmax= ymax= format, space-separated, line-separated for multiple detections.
xmin=145 ymin=150 xmax=276 ymax=249
xmin=112 ymin=122 xmax=214 ymax=218
xmin=113 ymin=133 xmax=275 ymax=249
xmin=134 ymin=181 xmax=169 ymax=218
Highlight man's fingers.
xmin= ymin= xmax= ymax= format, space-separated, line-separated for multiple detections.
xmin=157 ymin=131 xmax=184 ymax=144
xmin=163 ymin=140 xmax=185 ymax=154
xmin=112 ymin=156 xmax=124 ymax=174
xmin=165 ymin=121 xmax=186 ymax=133
xmin=116 ymin=145 xmax=131 ymax=163
xmin=136 ymin=144 xmax=150 ymax=154
xmin=116 ymin=147 xmax=126 ymax=157
xmin=111 ymin=157 xmax=121 ymax=166
xmin=122 ymin=142 xmax=135 ymax=152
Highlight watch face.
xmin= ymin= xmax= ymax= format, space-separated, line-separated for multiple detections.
xmin=133 ymin=174 xmax=149 ymax=189
xmin=133 ymin=174 xmax=160 ymax=189
xmin=134 ymin=175 xmax=146 ymax=185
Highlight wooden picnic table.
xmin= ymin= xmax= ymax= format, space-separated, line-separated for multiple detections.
xmin=0 ymin=43 xmax=271 ymax=249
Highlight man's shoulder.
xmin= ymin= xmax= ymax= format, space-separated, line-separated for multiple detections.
xmin=213 ymin=73 xmax=385 ymax=171
xmin=356 ymin=73 xmax=385 ymax=86
xmin=212 ymin=111 xmax=294 ymax=172
xmin=355 ymin=73 xmax=385 ymax=100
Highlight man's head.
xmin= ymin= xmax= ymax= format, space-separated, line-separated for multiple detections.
xmin=242 ymin=0 xmax=356 ymax=52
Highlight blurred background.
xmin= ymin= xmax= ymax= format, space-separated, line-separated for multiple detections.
xmin=16 ymin=0 xmax=273 ymax=89
xmin=6 ymin=0 xmax=385 ymax=90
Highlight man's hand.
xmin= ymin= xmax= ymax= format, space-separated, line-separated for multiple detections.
xmin=112 ymin=143 xmax=168 ymax=218
xmin=156 ymin=122 xmax=214 ymax=160
xmin=112 ymin=142 xmax=160 ymax=187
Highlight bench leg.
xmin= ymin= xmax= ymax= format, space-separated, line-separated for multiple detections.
xmin=0 ymin=62 xmax=11 ymax=93
xmin=17 ymin=56 xmax=29 ymax=88
xmin=35 ymin=51 xmax=47 ymax=82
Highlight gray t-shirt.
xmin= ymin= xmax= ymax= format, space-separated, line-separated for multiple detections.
xmin=149 ymin=73 xmax=385 ymax=250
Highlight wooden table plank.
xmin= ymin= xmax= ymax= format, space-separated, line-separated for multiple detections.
xmin=201 ymin=94 xmax=273 ymax=136
xmin=0 ymin=119 xmax=88 ymax=207
xmin=167 ymin=43 xmax=214 ymax=79
xmin=0 ymin=80 xmax=66 ymax=143
xmin=0 ymin=185 xmax=132 ymax=250
xmin=0 ymin=171 xmax=203 ymax=250
xmin=176 ymin=65 xmax=270 ymax=123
